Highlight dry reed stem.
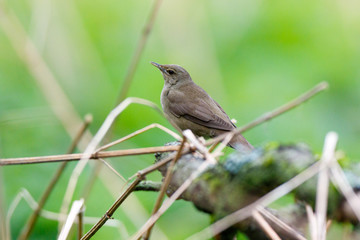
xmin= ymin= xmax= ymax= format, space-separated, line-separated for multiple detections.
xmin=257 ymin=207 xmax=307 ymax=240
xmin=18 ymin=114 xmax=92 ymax=240
xmin=130 ymin=148 xmax=188 ymax=179
xmin=143 ymin=137 xmax=187 ymax=239
xmin=252 ymin=210 xmax=281 ymax=240
xmin=99 ymin=158 xmax=127 ymax=182
xmin=330 ymin=162 xmax=360 ymax=222
xmin=116 ymin=0 xmax=163 ymax=103
xmin=4 ymin=188 xmax=123 ymax=226
xmin=206 ymin=81 xmax=329 ymax=148
xmin=326 ymin=220 xmax=332 ymax=232
xmin=306 ymin=204 xmax=317 ymax=240
xmin=0 ymin=145 xmax=180 ymax=166
xmin=183 ymin=130 xmax=216 ymax=164
xmin=95 ymin=123 xmax=181 ymax=153
xmin=58 ymin=199 xmax=84 ymax=240
xmin=315 ymin=132 xmax=338 ymax=240
xmin=186 ymin=160 xmax=324 ymax=240
xmin=211 ymin=131 xmax=235 ymax=155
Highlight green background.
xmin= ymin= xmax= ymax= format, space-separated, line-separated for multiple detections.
xmin=1 ymin=0 xmax=359 ymax=239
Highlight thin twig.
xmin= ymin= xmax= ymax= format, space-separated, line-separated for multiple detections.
xmin=131 ymin=147 xmax=189 ymax=178
xmin=18 ymin=114 xmax=92 ymax=240
xmin=257 ymin=207 xmax=307 ymax=240
xmin=78 ymin=206 xmax=84 ymax=240
xmin=81 ymin=178 xmax=143 ymax=240
xmin=212 ymin=131 xmax=235 ymax=156
xmin=315 ymin=132 xmax=338 ymax=240
xmin=206 ymin=81 xmax=329 ymax=147
xmin=99 ymin=158 xmax=127 ymax=182
xmin=252 ymin=210 xmax=281 ymax=240
xmin=95 ymin=123 xmax=181 ymax=153
xmin=183 ymin=130 xmax=216 ymax=164
xmin=143 ymin=137 xmax=187 ymax=239
xmin=116 ymin=0 xmax=163 ymax=103
xmin=0 ymin=145 xmax=179 ymax=166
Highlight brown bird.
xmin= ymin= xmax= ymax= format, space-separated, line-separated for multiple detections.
xmin=151 ymin=62 xmax=253 ymax=152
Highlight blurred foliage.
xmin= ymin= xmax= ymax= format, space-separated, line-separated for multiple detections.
xmin=0 ymin=0 xmax=359 ymax=239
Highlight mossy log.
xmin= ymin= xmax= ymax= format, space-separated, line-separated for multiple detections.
xmin=152 ymin=143 xmax=360 ymax=239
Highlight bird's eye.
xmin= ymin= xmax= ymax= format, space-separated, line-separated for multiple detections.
xmin=167 ymin=69 xmax=175 ymax=75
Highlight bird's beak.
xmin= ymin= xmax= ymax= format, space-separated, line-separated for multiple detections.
xmin=151 ymin=62 xmax=166 ymax=73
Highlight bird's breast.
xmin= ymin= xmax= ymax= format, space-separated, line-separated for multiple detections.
xmin=160 ymin=87 xmax=170 ymax=111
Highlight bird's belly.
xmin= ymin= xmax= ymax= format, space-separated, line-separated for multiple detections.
xmin=170 ymin=116 xmax=217 ymax=138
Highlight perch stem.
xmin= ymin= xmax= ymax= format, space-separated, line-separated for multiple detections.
xmin=0 ymin=145 xmax=180 ymax=166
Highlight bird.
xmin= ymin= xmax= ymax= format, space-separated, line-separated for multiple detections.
xmin=151 ymin=62 xmax=253 ymax=152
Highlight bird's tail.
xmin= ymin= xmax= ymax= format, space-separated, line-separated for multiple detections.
xmin=228 ymin=133 xmax=254 ymax=153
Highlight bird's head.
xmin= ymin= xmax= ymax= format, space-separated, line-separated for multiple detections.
xmin=151 ymin=62 xmax=192 ymax=86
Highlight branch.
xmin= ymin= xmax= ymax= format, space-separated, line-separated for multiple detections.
xmin=134 ymin=181 xmax=162 ymax=192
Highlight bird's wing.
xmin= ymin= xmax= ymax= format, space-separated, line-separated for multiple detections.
xmin=214 ymin=100 xmax=237 ymax=128
xmin=167 ymin=89 xmax=235 ymax=131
